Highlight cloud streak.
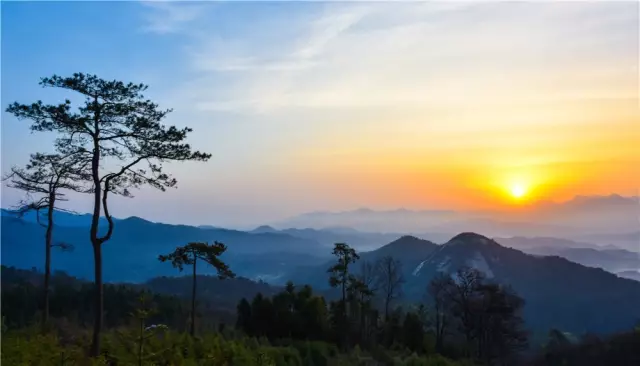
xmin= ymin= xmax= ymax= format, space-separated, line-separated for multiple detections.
xmin=141 ymin=1 xmax=637 ymax=115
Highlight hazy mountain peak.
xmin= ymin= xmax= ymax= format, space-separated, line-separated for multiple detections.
xmin=369 ymin=235 xmax=437 ymax=261
xmin=448 ymin=232 xmax=492 ymax=245
xmin=390 ymin=235 xmax=430 ymax=246
xmin=121 ymin=216 xmax=152 ymax=224
xmin=252 ymin=225 xmax=277 ymax=233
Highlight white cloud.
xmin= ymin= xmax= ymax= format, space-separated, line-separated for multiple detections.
xmin=141 ymin=1 xmax=637 ymax=115
xmin=139 ymin=1 xmax=212 ymax=35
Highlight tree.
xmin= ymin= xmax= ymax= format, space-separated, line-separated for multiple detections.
xmin=354 ymin=261 xmax=378 ymax=345
xmin=6 ymin=73 xmax=211 ymax=355
xmin=471 ymin=283 xmax=528 ymax=364
xmin=327 ymin=243 xmax=360 ymax=307
xmin=375 ymin=256 xmax=405 ymax=321
xmin=403 ymin=310 xmax=426 ymax=353
xmin=327 ymin=243 xmax=359 ymax=348
xmin=236 ymin=298 xmax=252 ymax=335
xmin=159 ymin=241 xmax=235 ymax=336
xmin=427 ymin=272 xmax=454 ymax=353
xmin=448 ymin=267 xmax=485 ymax=348
xmin=439 ymin=267 xmax=528 ymax=363
xmin=2 ymin=152 xmax=87 ymax=330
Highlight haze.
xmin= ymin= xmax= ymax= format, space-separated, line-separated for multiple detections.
xmin=1 ymin=1 xmax=638 ymax=228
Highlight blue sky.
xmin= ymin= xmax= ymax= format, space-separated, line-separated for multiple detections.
xmin=2 ymin=1 xmax=638 ymax=228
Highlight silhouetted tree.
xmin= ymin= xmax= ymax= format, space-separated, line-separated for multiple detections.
xmin=448 ymin=267 xmax=485 ymax=348
xmin=428 ymin=272 xmax=454 ymax=353
xmin=2 ymin=152 xmax=87 ymax=330
xmin=347 ymin=275 xmax=374 ymax=345
xmin=327 ymin=243 xmax=359 ymax=348
xmin=403 ymin=310 xmax=426 ymax=353
xmin=159 ymin=241 xmax=234 ymax=336
xmin=236 ymin=298 xmax=252 ymax=335
xmin=472 ymin=283 xmax=528 ymax=364
xmin=438 ymin=267 xmax=528 ymax=363
xmin=6 ymin=73 xmax=211 ymax=355
xmin=375 ymin=256 xmax=405 ymax=321
xmin=328 ymin=243 xmax=360 ymax=307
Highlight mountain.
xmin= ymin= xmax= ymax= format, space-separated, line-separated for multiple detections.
xmin=245 ymin=225 xmax=451 ymax=252
xmin=286 ymin=235 xmax=438 ymax=289
xmin=616 ymin=270 xmax=640 ymax=282
xmin=251 ymin=225 xmax=278 ymax=233
xmin=1 ymin=208 xmax=114 ymax=227
xmin=496 ymin=236 xmax=640 ymax=274
xmin=409 ymin=233 xmax=640 ymax=336
xmin=572 ymin=231 xmax=640 ymax=252
xmin=495 ymin=236 xmax=609 ymax=250
xmin=275 ymin=195 xmax=639 ymax=236
xmin=1 ymin=214 xmax=325 ymax=283
xmin=290 ymin=232 xmax=640 ymax=336
xmin=366 ymin=235 xmax=438 ymax=263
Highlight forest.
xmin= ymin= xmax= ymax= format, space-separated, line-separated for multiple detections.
xmin=2 ymin=73 xmax=639 ymax=365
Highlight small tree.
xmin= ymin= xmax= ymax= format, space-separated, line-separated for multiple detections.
xmin=159 ymin=241 xmax=235 ymax=336
xmin=2 ymin=152 xmax=87 ymax=330
xmin=7 ymin=73 xmax=211 ymax=355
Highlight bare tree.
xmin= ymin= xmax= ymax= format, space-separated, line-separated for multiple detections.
xmin=375 ymin=256 xmax=405 ymax=321
xmin=357 ymin=260 xmax=378 ymax=293
xmin=2 ymin=152 xmax=87 ymax=330
xmin=448 ymin=267 xmax=485 ymax=347
xmin=159 ymin=242 xmax=235 ymax=337
xmin=441 ymin=267 xmax=528 ymax=363
xmin=427 ymin=272 xmax=455 ymax=353
xmin=6 ymin=73 xmax=211 ymax=355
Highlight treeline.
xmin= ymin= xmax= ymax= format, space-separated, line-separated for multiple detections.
xmin=235 ymin=243 xmax=528 ymax=365
xmin=1 ymin=266 xmax=190 ymax=332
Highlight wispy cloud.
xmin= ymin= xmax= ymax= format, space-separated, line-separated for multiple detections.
xmin=139 ymin=1 xmax=211 ymax=35
xmin=141 ymin=1 xmax=636 ymax=115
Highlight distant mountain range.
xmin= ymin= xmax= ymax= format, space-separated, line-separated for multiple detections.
xmin=496 ymin=236 xmax=640 ymax=275
xmin=271 ymin=194 xmax=639 ymax=240
xmin=0 ymin=214 xmax=328 ymax=283
xmin=3 ymin=207 xmax=640 ymax=337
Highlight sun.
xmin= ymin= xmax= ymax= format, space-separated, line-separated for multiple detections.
xmin=509 ymin=184 xmax=528 ymax=199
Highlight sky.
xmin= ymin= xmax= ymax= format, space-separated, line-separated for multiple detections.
xmin=1 ymin=0 xmax=638 ymax=228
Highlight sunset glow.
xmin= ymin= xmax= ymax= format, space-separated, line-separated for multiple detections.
xmin=509 ymin=184 xmax=528 ymax=200
xmin=1 ymin=1 xmax=638 ymax=226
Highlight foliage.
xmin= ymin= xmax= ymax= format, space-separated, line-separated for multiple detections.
xmin=6 ymin=72 xmax=211 ymax=355
xmin=159 ymin=242 xmax=235 ymax=336
xmin=2 ymin=152 xmax=88 ymax=330
xmin=159 ymin=242 xmax=234 ymax=278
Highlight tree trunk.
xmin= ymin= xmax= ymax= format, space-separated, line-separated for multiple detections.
xmin=89 ymin=127 xmax=103 ymax=357
xmin=42 ymin=196 xmax=54 ymax=332
xmin=90 ymin=242 xmax=103 ymax=357
xmin=384 ymin=293 xmax=390 ymax=321
xmin=138 ymin=317 xmax=144 ymax=366
xmin=190 ymin=256 xmax=197 ymax=337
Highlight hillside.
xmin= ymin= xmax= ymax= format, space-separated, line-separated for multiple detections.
xmin=0 ymin=215 xmax=326 ymax=283
xmin=411 ymin=233 xmax=640 ymax=335
xmin=291 ymin=232 xmax=640 ymax=336
xmin=285 ymin=235 xmax=438 ymax=289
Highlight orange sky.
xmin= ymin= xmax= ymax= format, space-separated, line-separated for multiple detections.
xmin=3 ymin=1 xmax=638 ymax=226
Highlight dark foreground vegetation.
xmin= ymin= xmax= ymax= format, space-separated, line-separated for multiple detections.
xmin=3 ymin=263 xmax=639 ymax=366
